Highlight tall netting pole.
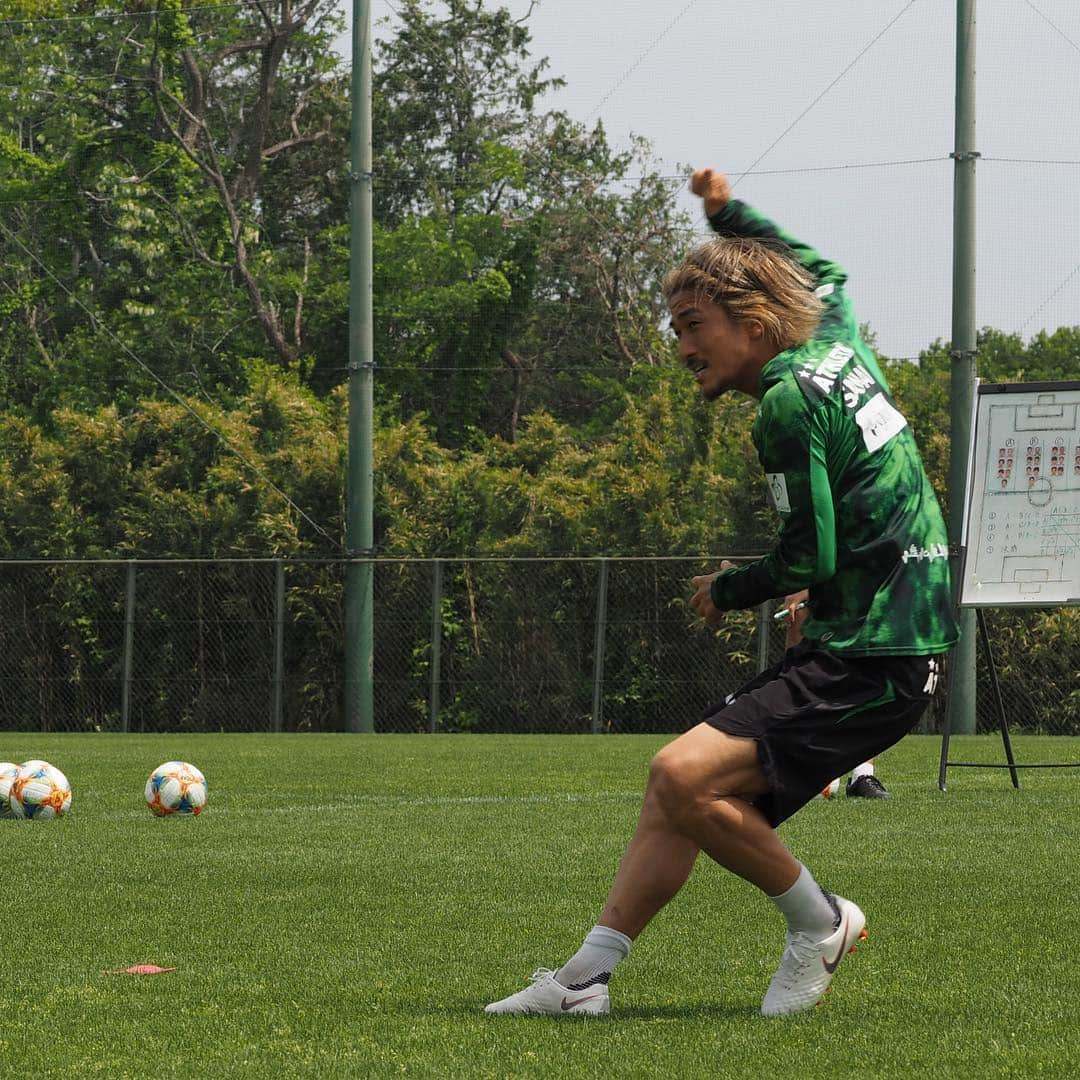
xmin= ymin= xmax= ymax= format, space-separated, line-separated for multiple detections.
xmin=345 ymin=0 xmax=375 ymax=732
xmin=948 ymin=0 xmax=978 ymax=735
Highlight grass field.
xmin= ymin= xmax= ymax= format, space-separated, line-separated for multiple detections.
xmin=2 ymin=733 xmax=1078 ymax=1079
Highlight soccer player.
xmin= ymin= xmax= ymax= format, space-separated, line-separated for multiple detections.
xmin=485 ymin=168 xmax=958 ymax=1018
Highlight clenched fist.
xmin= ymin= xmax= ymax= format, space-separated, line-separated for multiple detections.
xmin=689 ymin=168 xmax=731 ymax=218
xmin=690 ymin=560 xmax=735 ymax=626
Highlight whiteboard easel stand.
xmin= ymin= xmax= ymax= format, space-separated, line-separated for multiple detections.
xmin=937 ymin=596 xmax=1019 ymax=791
xmin=938 ymin=379 xmax=1080 ymax=790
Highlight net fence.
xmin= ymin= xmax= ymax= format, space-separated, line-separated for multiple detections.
xmin=1 ymin=557 xmax=1077 ymax=736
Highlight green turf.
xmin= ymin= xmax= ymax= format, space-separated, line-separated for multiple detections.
xmin=1 ymin=733 xmax=1078 ymax=1078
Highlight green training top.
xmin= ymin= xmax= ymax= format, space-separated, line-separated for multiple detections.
xmin=707 ymin=198 xmax=959 ymax=656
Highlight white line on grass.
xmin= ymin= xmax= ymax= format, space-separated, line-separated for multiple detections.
xmin=105 ymin=791 xmax=643 ymax=820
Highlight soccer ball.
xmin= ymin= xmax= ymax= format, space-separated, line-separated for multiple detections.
xmin=145 ymin=761 xmax=207 ymax=817
xmin=9 ymin=761 xmax=72 ymax=819
xmin=0 ymin=762 xmax=19 ymax=819
xmin=819 ymin=777 xmax=841 ymax=800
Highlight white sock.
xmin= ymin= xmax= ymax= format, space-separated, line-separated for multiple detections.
xmin=851 ymin=761 xmax=875 ymax=781
xmin=556 ymin=925 xmax=631 ymax=989
xmin=768 ymin=864 xmax=839 ymax=938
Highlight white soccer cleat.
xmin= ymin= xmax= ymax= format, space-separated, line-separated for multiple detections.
xmin=761 ymin=896 xmax=867 ymax=1016
xmin=484 ymin=968 xmax=610 ymax=1016
xmin=818 ymin=778 xmax=841 ymax=799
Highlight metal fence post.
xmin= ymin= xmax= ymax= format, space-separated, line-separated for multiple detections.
xmin=272 ymin=559 xmax=285 ymax=733
xmin=429 ymin=559 xmax=443 ymax=733
xmin=121 ymin=560 xmax=136 ymax=733
xmin=591 ymin=558 xmax=610 ymax=734
xmin=756 ymin=601 xmax=772 ymax=674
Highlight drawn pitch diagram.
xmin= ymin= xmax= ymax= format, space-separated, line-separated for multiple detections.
xmin=964 ymin=386 xmax=1080 ymax=606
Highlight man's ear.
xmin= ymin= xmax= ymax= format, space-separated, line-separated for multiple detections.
xmin=746 ymin=318 xmax=765 ymax=341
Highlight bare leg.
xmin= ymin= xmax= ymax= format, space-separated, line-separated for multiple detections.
xmin=598 ymin=782 xmax=700 ymax=940
xmin=484 ymin=726 xmax=814 ymax=1015
xmin=598 ymin=724 xmax=801 ymax=940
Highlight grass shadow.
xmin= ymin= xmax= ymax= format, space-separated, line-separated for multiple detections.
xmin=613 ymin=1004 xmax=761 ymax=1021
xmin=404 ymin=1001 xmax=762 ymax=1022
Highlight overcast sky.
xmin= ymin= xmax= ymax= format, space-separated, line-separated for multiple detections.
xmin=348 ymin=0 xmax=1080 ymax=360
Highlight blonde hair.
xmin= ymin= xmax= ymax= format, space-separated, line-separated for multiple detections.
xmin=662 ymin=237 xmax=823 ymax=351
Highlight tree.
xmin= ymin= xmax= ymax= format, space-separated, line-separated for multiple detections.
xmin=0 ymin=1 xmax=349 ymax=419
xmin=372 ymin=0 xmax=561 ymax=228
xmin=509 ymin=121 xmax=691 ymax=436
xmin=367 ymin=0 xmax=692 ymax=443
xmin=144 ymin=0 xmax=345 ymax=366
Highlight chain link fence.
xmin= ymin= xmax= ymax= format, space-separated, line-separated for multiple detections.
xmin=1 ymin=557 xmax=1077 ymax=736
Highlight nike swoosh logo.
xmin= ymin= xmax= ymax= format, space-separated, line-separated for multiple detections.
xmin=561 ymin=993 xmax=605 ymax=1011
xmin=822 ymin=914 xmax=849 ymax=974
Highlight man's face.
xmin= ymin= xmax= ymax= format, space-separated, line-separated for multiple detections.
xmin=668 ymin=291 xmax=766 ymax=400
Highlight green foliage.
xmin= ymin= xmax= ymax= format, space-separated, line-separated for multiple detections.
xmin=370 ymin=364 xmax=762 ymax=558
xmin=0 ymin=1 xmax=346 ymax=415
xmin=367 ymin=1 xmax=692 ymax=441
xmin=1 ymin=0 xmax=65 ymax=15
xmin=372 ymin=0 xmax=563 ymax=227
xmin=372 ymin=207 xmax=540 ymax=442
xmin=0 ymin=374 xmax=339 ymax=559
xmin=0 ymin=412 xmax=78 ymax=557
xmin=0 ymin=130 xmax=52 ymax=173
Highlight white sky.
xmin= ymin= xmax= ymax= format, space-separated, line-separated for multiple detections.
xmin=347 ymin=0 xmax=1080 ymax=360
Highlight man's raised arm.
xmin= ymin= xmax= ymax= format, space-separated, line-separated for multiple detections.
xmin=690 ymin=168 xmax=851 ymax=332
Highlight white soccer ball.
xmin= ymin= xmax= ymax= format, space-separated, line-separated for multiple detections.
xmin=145 ymin=761 xmax=207 ymax=817
xmin=0 ymin=762 xmax=19 ymax=819
xmin=819 ymin=777 xmax=841 ymax=800
xmin=9 ymin=761 xmax=72 ymax=819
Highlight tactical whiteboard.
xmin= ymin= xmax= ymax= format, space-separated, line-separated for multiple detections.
xmin=959 ymin=380 xmax=1080 ymax=607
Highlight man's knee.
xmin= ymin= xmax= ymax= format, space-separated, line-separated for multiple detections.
xmin=647 ymin=743 xmax=714 ymax=827
xmin=646 ymin=727 xmax=765 ymax=828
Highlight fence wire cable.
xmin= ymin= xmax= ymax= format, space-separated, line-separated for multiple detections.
xmin=1022 ymin=0 xmax=1080 ymax=56
xmin=728 ymin=0 xmax=921 ymax=195
xmin=584 ymin=0 xmax=701 ymax=121
xmin=983 ymin=156 xmax=1080 ymax=166
xmin=0 ymin=160 xmax=949 ymax=207
xmin=1018 ymin=258 xmax=1080 ymax=336
xmin=0 ymin=216 xmax=344 ymax=553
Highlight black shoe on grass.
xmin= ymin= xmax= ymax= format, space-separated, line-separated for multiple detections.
xmin=846 ymin=775 xmax=890 ymax=799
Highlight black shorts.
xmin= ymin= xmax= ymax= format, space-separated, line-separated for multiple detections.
xmin=702 ymin=640 xmax=943 ymax=827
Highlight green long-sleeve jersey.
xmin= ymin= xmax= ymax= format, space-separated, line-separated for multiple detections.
xmin=708 ymin=199 xmax=959 ymax=656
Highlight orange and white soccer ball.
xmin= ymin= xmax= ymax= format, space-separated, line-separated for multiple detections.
xmin=0 ymin=762 xmax=20 ymax=819
xmin=145 ymin=761 xmax=207 ymax=817
xmin=9 ymin=760 xmax=72 ymax=819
